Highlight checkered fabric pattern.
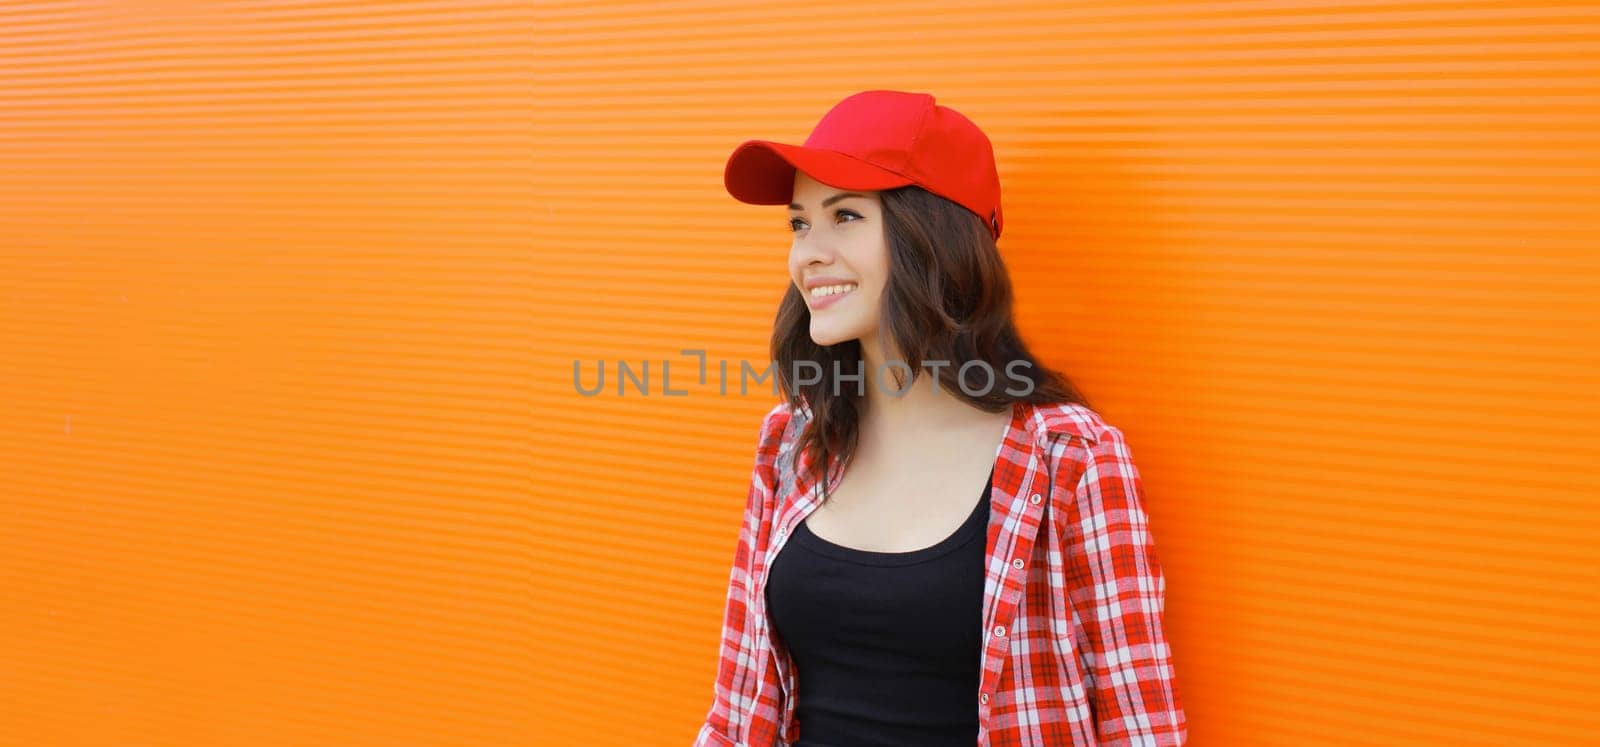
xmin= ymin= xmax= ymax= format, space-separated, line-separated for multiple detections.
xmin=694 ymin=399 xmax=1185 ymax=746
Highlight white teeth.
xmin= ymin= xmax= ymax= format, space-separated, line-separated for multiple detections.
xmin=809 ymin=283 xmax=857 ymax=298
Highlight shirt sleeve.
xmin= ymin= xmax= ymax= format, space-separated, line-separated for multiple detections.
xmin=1062 ymin=424 xmax=1187 ymax=745
xmin=694 ymin=404 xmax=790 ymax=747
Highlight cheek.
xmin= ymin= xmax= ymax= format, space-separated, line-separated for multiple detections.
xmin=862 ymin=251 xmax=890 ymax=293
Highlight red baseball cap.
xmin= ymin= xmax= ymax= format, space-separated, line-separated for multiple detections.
xmin=724 ymin=89 xmax=1005 ymax=240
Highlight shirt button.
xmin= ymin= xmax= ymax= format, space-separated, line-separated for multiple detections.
xmin=1011 ymin=558 xmax=1025 ymax=570
xmin=1029 ymin=493 xmax=1042 ymax=505
xmin=993 ymin=625 xmax=1006 ymax=638
xmin=979 ymin=692 xmax=989 ymax=705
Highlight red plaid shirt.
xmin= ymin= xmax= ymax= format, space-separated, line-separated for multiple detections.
xmin=694 ymin=399 xmax=1186 ymax=746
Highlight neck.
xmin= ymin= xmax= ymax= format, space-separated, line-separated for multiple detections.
xmin=856 ymin=332 xmax=992 ymax=443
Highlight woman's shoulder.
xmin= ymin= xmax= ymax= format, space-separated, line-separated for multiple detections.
xmin=750 ymin=400 xmax=802 ymax=462
xmin=1027 ymin=399 xmax=1118 ymax=448
xmin=1028 ymin=400 xmax=1149 ymax=502
xmin=1029 ymin=399 xmax=1150 ymax=489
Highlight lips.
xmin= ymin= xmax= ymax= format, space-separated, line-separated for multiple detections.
xmin=807 ymin=282 xmax=856 ymax=310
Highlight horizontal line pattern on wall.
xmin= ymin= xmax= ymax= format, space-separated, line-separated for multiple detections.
xmin=1 ymin=0 xmax=1596 ymax=745
xmin=0 ymin=2 xmax=536 ymax=746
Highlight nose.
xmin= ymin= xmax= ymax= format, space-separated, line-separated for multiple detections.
xmin=790 ymin=228 xmax=836 ymax=268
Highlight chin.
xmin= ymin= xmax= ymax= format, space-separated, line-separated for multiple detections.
xmin=808 ymin=324 xmax=861 ymax=348
xmin=809 ymin=331 xmax=845 ymax=347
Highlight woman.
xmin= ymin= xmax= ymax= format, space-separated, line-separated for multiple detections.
xmin=695 ymin=90 xmax=1186 ymax=747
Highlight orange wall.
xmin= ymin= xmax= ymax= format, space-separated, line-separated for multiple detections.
xmin=2 ymin=2 xmax=1597 ymax=745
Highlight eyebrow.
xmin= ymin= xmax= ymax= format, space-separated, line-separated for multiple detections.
xmin=789 ymin=192 xmax=868 ymax=211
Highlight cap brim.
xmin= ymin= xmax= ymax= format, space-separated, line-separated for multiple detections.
xmin=724 ymin=140 xmax=914 ymax=205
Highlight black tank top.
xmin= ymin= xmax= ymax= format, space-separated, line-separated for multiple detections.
xmin=764 ymin=467 xmax=992 ymax=747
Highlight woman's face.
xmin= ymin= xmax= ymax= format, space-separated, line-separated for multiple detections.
xmin=787 ymin=170 xmax=889 ymax=348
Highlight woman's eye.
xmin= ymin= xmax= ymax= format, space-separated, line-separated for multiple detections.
xmin=789 ymin=210 xmax=861 ymax=233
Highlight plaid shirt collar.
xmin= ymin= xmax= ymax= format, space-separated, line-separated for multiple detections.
xmin=771 ymin=400 xmax=1099 ymax=517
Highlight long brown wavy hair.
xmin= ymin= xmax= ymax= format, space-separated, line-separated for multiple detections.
xmin=771 ymin=184 xmax=1092 ymax=504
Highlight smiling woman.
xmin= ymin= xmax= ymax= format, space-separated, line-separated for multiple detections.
xmin=785 ymin=178 xmax=883 ymax=346
xmin=695 ymin=90 xmax=1186 ymax=747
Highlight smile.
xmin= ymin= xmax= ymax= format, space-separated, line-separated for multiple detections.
xmin=809 ymin=283 xmax=857 ymax=299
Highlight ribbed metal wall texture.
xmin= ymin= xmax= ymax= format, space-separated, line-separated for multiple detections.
xmin=4 ymin=2 xmax=1598 ymax=745
xmin=1 ymin=2 xmax=536 ymax=746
